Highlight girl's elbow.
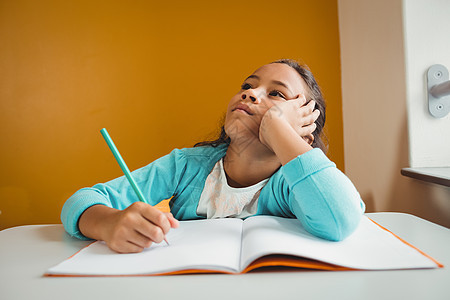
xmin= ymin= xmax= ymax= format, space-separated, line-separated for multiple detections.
xmin=330 ymin=217 xmax=361 ymax=241
xmin=305 ymin=208 xmax=363 ymax=242
xmin=323 ymin=194 xmax=365 ymax=241
xmin=321 ymin=212 xmax=362 ymax=241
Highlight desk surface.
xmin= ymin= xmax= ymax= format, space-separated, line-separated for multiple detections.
xmin=1 ymin=213 xmax=449 ymax=300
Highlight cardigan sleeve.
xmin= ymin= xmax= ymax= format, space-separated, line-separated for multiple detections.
xmin=261 ymin=148 xmax=365 ymax=241
xmin=60 ymin=148 xmax=187 ymax=240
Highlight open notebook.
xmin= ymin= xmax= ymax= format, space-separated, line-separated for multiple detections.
xmin=46 ymin=216 xmax=442 ymax=276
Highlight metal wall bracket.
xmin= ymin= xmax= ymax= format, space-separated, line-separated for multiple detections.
xmin=427 ymin=64 xmax=450 ymax=118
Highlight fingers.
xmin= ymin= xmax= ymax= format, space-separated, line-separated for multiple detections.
xmin=298 ymin=100 xmax=319 ymax=125
xmin=165 ymin=212 xmax=180 ymax=228
xmin=303 ymin=122 xmax=317 ymax=132
xmin=304 ymin=99 xmax=316 ymax=113
xmin=108 ymin=225 xmax=151 ymax=253
xmin=291 ymin=100 xmax=319 ymax=141
xmin=112 ymin=241 xmax=145 ymax=254
xmin=295 ymin=98 xmax=318 ymax=116
xmin=134 ymin=212 xmax=166 ymax=243
xmin=305 ymin=109 xmax=320 ymax=125
xmin=139 ymin=203 xmax=172 ymax=237
xmin=121 ymin=230 xmax=154 ymax=253
xmin=294 ymin=94 xmax=308 ymax=106
xmin=107 ymin=202 xmax=179 ymax=253
xmin=299 ymin=123 xmax=317 ymax=141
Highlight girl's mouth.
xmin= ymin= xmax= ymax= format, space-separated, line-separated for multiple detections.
xmin=233 ymin=103 xmax=253 ymax=115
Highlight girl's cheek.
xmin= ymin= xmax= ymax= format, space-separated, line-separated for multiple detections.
xmin=258 ymin=102 xmax=275 ymax=116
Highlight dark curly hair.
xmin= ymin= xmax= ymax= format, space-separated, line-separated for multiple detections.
xmin=194 ymin=59 xmax=327 ymax=153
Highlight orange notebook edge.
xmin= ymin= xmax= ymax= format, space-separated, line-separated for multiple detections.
xmin=367 ymin=217 xmax=444 ymax=268
xmin=44 ymin=256 xmax=351 ymax=277
xmin=241 ymin=255 xmax=353 ymax=273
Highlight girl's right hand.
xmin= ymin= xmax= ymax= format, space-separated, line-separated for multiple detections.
xmin=259 ymin=95 xmax=319 ymax=152
xmin=79 ymin=202 xmax=179 ymax=253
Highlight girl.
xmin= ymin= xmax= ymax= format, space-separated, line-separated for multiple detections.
xmin=61 ymin=59 xmax=365 ymax=253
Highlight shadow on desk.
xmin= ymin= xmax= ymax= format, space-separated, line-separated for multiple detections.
xmin=32 ymin=224 xmax=92 ymax=250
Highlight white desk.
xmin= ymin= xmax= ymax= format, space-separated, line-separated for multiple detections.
xmin=1 ymin=213 xmax=449 ymax=300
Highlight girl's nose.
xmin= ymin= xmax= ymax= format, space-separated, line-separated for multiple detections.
xmin=241 ymin=90 xmax=260 ymax=103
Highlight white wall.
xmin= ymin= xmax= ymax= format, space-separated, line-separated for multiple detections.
xmin=403 ymin=0 xmax=450 ymax=167
xmin=338 ymin=0 xmax=450 ymax=227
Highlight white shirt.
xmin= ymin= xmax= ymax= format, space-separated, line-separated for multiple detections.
xmin=196 ymin=158 xmax=269 ymax=219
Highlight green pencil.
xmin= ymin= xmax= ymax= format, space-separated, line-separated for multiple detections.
xmin=100 ymin=128 xmax=169 ymax=245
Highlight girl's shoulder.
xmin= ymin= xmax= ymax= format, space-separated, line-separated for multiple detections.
xmin=178 ymin=144 xmax=228 ymax=159
xmin=165 ymin=144 xmax=228 ymax=170
xmin=133 ymin=144 xmax=228 ymax=180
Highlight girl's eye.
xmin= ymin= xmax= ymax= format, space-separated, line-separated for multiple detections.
xmin=241 ymin=83 xmax=252 ymax=90
xmin=269 ymin=90 xmax=286 ymax=99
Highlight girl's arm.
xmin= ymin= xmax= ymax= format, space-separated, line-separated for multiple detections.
xmin=278 ymin=149 xmax=364 ymax=241
xmin=259 ymin=95 xmax=318 ymax=164
xmin=258 ymin=96 xmax=364 ymax=241
xmin=61 ymin=148 xmax=186 ymax=252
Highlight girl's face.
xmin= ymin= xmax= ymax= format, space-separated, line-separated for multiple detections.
xmin=224 ymin=63 xmax=308 ymax=144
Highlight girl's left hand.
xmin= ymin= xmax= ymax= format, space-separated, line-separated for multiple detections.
xmin=259 ymin=95 xmax=320 ymax=151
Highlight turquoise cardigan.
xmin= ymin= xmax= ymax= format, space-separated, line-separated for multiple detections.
xmin=61 ymin=144 xmax=365 ymax=241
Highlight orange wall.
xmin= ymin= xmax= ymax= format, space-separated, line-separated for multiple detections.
xmin=0 ymin=0 xmax=343 ymax=229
